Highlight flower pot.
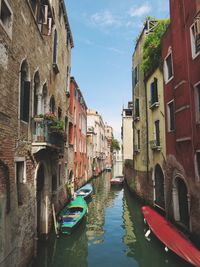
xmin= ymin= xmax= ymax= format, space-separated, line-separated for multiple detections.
xmin=34 ymin=117 xmax=44 ymax=123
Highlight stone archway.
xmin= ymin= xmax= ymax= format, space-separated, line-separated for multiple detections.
xmin=154 ymin=164 xmax=165 ymax=209
xmin=173 ymin=177 xmax=189 ymax=228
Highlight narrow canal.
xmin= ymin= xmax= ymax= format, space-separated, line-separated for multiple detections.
xmin=30 ymin=163 xmax=191 ymax=267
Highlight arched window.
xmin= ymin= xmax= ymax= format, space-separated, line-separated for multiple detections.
xmin=33 ymin=71 xmax=40 ymax=116
xmin=42 ymin=83 xmax=48 ymax=114
xmin=49 ymin=95 xmax=55 ymax=113
xmin=20 ymin=60 xmax=30 ymax=122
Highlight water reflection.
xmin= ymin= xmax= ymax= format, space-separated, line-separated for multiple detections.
xmin=122 ymin=185 xmax=191 ymax=267
xmin=30 ymin=162 xmax=192 ymax=267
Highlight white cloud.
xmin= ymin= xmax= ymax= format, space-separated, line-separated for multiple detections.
xmin=106 ymin=47 xmax=124 ymax=54
xmin=83 ymin=39 xmax=94 ymax=45
xmin=91 ymin=10 xmax=121 ymax=27
xmin=129 ymin=3 xmax=151 ymax=17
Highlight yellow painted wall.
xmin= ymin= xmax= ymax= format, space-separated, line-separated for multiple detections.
xmin=146 ymin=68 xmax=166 ymax=177
xmin=132 ymin=31 xmax=147 ymax=173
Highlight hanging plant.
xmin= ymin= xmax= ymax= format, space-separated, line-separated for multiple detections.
xmin=141 ymin=19 xmax=170 ymax=74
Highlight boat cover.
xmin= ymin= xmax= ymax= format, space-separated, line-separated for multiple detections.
xmin=142 ymin=206 xmax=200 ymax=266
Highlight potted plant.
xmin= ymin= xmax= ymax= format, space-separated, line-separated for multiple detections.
xmin=33 ymin=114 xmax=44 ymax=122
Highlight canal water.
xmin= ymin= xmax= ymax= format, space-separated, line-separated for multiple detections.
xmin=30 ymin=163 xmax=192 ymax=267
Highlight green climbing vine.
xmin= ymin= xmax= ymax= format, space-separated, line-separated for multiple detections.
xmin=141 ymin=19 xmax=170 ymax=74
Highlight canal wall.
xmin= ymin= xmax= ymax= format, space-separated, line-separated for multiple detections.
xmin=124 ymin=159 xmax=153 ymax=204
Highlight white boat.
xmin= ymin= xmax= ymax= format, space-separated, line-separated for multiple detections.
xmin=76 ymin=183 xmax=93 ymax=199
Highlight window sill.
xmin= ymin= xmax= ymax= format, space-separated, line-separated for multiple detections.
xmin=192 ymin=51 xmax=200 ymax=60
xmin=165 ymin=76 xmax=174 ymax=85
xmin=149 ymin=101 xmax=159 ymax=110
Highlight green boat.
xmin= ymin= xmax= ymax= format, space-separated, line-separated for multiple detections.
xmin=58 ymin=196 xmax=88 ymax=234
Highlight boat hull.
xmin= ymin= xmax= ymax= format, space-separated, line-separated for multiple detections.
xmin=142 ymin=205 xmax=200 ymax=266
xmin=76 ymin=183 xmax=93 ymax=199
xmin=58 ymin=196 xmax=87 ymax=234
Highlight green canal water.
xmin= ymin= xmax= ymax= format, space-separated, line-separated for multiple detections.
xmin=30 ymin=164 xmax=192 ymax=267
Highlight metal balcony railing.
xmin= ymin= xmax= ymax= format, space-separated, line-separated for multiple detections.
xmin=150 ymin=140 xmax=161 ymax=151
xmin=32 ymin=119 xmax=64 ymax=152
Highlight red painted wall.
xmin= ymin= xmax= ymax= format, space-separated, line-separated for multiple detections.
xmin=162 ymin=0 xmax=200 ymax=181
xmin=70 ymin=78 xmax=87 ymax=188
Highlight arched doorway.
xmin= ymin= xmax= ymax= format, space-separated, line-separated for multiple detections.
xmin=174 ymin=177 xmax=189 ymax=228
xmin=154 ymin=164 xmax=165 ymax=209
xmin=36 ymin=163 xmax=45 ymax=235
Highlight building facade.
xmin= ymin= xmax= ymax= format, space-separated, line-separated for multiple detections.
xmin=146 ymin=68 xmax=166 ymax=210
xmin=129 ymin=20 xmax=158 ymax=201
xmin=69 ymin=77 xmax=87 ymax=191
xmin=0 ymin=1 xmax=73 ymax=266
xmin=87 ymin=109 xmax=109 ymax=176
xmin=121 ymin=101 xmax=133 ymax=161
xmin=162 ymin=0 xmax=200 ymax=238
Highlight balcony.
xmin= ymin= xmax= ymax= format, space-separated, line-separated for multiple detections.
xmin=150 ymin=140 xmax=161 ymax=151
xmin=133 ymin=116 xmax=140 ymax=122
xmin=32 ymin=119 xmax=64 ymax=154
xmin=134 ymin=145 xmax=140 ymax=154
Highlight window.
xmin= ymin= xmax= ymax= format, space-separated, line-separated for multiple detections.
xmin=0 ymin=0 xmax=13 ymax=38
xmin=150 ymin=78 xmax=158 ymax=105
xmin=74 ymin=107 xmax=76 ymax=125
xmin=132 ymin=65 xmax=139 ymax=88
xmin=135 ymin=98 xmax=140 ymax=118
xmin=20 ymin=61 xmax=30 ymax=122
xmin=195 ymin=83 xmax=200 ymax=122
xmin=53 ymin=29 xmax=58 ymax=64
xmin=50 ymin=95 xmax=55 ymax=113
xmin=196 ymin=152 xmax=200 ymax=180
xmin=41 ymin=83 xmax=47 ymax=114
xmin=33 ymin=71 xmax=40 ymax=117
xmin=155 ymin=120 xmax=160 ymax=146
xmin=15 ymin=159 xmax=26 ymax=206
xmin=52 ymin=29 xmax=59 ymax=73
xmin=164 ymin=52 xmax=173 ymax=83
xmin=190 ymin=20 xmax=200 ymax=58
xmin=137 ymin=129 xmax=140 ymax=150
xmin=29 ymin=0 xmax=52 ymax=36
xmin=125 ymin=110 xmax=132 ymax=116
xmin=167 ymin=100 xmax=175 ymax=131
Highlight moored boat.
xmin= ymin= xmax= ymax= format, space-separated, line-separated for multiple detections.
xmin=58 ymin=196 xmax=87 ymax=234
xmin=76 ymin=183 xmax=93 ymax=199
xmin=110 ymin=175 xmax=124 ymax=185
xmin=142 ymin=205 xmax=200 ymax=266
xmin=105 ymin=165 xmax=112 ymax=172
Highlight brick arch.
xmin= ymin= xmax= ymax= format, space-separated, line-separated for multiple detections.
xmin=0 ymin=160 xmax=10 ymax=213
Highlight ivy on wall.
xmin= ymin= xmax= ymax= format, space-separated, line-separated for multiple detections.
xmin=141 ymin=19 xmax=170 ymax=75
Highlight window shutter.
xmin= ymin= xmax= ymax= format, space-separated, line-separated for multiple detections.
xmin=23 ymin=81 xmax=30 ymax=122
xmin=42 ymin=18 xmax=52 ymax=36
xmin=132 ymin=68 xmax=135 ymax=89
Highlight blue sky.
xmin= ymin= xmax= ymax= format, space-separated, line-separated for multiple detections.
xmin=65 ymin=1 xmax=169 ymax=140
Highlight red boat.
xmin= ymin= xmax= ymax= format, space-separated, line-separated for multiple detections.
xmin=110 ymin=176 xmax=124 ymax=185
xmin=142 ymin=206 xmax=200 ymax=266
